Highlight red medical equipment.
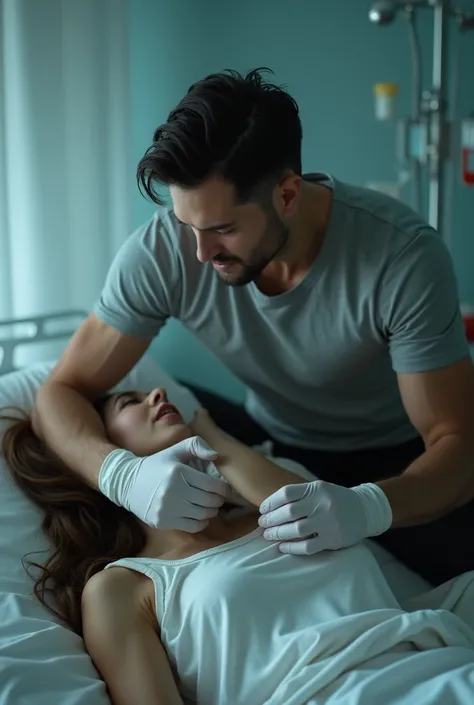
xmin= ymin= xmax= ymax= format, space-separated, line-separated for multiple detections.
xmin=461 ymin=117 xmax=474 ymax=186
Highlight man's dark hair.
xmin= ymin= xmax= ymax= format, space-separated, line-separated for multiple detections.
xmin=136 ymin=68 xmax=302 ymax=206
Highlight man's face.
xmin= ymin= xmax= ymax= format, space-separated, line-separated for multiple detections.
xmin=170 ymin=178 xmax=290 ymax=286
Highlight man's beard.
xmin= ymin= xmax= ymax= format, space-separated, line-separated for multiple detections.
xmin=212 ymin=212 xmax=290 ymax=287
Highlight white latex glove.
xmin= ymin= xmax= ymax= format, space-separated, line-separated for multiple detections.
xmin=99 ymin=436 xmax=231 ymax=531
xmin=258 ymin=480 xmax=392 ymax=555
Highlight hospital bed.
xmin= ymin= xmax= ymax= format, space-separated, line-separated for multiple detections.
xmin=0 ymin=311 xmax=436 ymax=705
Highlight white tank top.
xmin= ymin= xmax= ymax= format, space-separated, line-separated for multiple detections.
xmin=105 ymin=527 xmax=467 ymax=705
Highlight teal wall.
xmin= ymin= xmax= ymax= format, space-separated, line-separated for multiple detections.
xmin=129 ymin=0 xmax=474 ymax=402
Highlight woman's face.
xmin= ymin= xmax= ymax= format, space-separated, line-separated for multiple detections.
xmin=100 ymin=388 xmax=191 ymax=456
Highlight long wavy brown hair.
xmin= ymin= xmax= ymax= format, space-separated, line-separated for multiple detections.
xmin=0 ymin=403 xmax=146 ymax=636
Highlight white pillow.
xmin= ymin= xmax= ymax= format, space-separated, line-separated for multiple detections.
xmin=0 ymin=355 xmax=201 ymax=705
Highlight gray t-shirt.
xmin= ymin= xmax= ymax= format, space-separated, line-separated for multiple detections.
xmin=94 ymin=174 xmax=469 ymax=451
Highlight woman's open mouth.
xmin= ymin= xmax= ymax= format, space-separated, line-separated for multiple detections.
xmin=154 ymin=403 xmax=181 ymax=422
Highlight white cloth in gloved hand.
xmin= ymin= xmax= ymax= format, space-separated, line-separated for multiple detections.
xmin=99 ymin=437 xmax=231 ymax=531
xmin=258 ymin=480 xmax=393 ymax=555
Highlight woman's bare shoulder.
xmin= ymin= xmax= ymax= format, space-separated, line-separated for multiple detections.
xmin=82 ymin=566 xmax=157 ymax=625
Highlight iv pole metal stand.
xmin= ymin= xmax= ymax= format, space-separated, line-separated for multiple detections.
xmin=427 ymin=0 xmax=448 ymax=233
xmin=369 ymin=0 xmax=474 ymax=233
xmin=425 ymin=0 xmax=474 ymax=232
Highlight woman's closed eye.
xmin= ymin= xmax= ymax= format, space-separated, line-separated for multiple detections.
xmin=116 ymin=393 xmax=141 ymax=411
xmin=121 ymin=398 xmax=136 ymax=408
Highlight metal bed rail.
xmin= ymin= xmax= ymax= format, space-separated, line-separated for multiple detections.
xmin=0 ymin=310 xmax=88 ymax=376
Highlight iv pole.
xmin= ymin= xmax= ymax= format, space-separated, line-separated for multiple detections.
xmin=368 ymin=0 xmax=474 ymax=233
xmin=428 ymin=2 xmax=447 ymax=232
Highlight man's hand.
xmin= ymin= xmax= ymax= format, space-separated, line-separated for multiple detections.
xmin=99 ymin=436 xmax=231 ymax=531
xmin=258 ymin=480 xmax=392 ymax=555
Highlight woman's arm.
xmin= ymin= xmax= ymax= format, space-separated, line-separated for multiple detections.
xmin=82 ymin=568 xmax=183 ymax=705
xmin=191 ymin=410 xmax=305 ymax=507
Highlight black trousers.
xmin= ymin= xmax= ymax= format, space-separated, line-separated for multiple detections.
xmin=186 ymin=384 xmax=474 ymax=587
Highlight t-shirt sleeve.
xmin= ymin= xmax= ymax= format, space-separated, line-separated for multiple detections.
xmin=379 ymin=230 xmax=469 ymax=374
xmin=93 ymin=214 xmax=179 ymax=339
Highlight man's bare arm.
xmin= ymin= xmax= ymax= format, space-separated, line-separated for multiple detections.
xmin=378 ymin=356 xmax=474 ymax=527
xmin=34 ymin=314 xmax=151 ymax=487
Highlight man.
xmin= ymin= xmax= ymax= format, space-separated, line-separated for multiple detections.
xmin=35 ymin=68 xmax=474 ymax=586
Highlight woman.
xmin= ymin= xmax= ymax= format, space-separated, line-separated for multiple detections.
xmin=2 ymin=388 xmax=474 ymax=705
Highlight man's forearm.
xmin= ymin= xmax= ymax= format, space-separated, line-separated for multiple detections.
xmin=377 ymin=433 xmax=474 ymax=527
xmin=35 ymin=381 xmax=117 ymax=488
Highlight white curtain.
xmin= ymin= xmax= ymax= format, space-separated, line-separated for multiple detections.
xmin=0 ymin=0 xmax=130 ymax=324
